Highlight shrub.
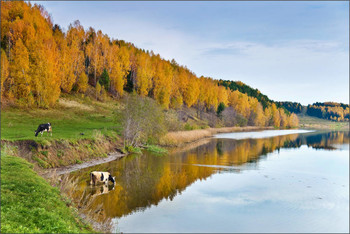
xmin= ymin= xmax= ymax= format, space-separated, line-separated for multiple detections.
xmin=124 ymin=145 xmax=142 ymax=154
xmin=222 ymin=107 xmax=237 ymax=127
xmin=119 ymin=93 xmax=167 ymax=147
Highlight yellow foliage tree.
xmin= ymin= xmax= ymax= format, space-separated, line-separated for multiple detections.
xmin=66 ymin=21 xmax=85 ymax=90
xmin=183 ymin=75 xmax=199 ymax=108
xmin=271 ymin=103 xmax=281 ymax=127
xmin=279 ymin=108 xmax=288 ymax=128
xmin=58 ymin=40 xmax=75 ymax=93
xmin=288 ymin=113 xmax=299 ymax=128
xmin=135 ymin=52 xmax=154 ymax=96
xmin=217 ymin=86 xmax=229 ymax=107
xmin=76 ymin=72 xmax=88 ymax=93
xmin=153 ymin=60 xmax=173 ymax=109
xmin=86 ymin=28 xmax=104 ymax=86
xmin=10 ymin=38 xmax=31 ymax=104
xmin=1 ymin=49 xmax=9 ymax=98
xmin=96 ymin=82 xmax=102 ymax=99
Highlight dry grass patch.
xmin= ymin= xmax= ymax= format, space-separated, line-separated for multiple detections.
xmin=160 ymin=126 xmax=272 ymax=146
xmin=58 ymin=99 xmax=94 ymax=111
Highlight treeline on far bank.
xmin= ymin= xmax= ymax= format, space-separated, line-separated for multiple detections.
xmin=275 ymin=101 xmax=349 ymax=122
xmin=1 ymin=1 xmax=298 ymax=128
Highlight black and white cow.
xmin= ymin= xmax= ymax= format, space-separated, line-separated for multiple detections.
xmin=90 ymin=171 xmax=116 ymax=186
xmin=35 ymin=123 xmax=52 ymax=137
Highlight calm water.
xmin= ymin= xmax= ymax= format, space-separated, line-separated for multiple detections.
xmin=63 ymin=130 xmax=349 ymax=233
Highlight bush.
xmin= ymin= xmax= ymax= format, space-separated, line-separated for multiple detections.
xmin=164 ymin=109 xmax=183 ymax=131
xmin=237 ymin=114 xmax=248 ymax=127
xmin=184 ymin=123 xmax=195 ymax=131
xmin=222 ymin=107 xmax=237 ymax=127
xmin=124 ymin=145 xmax=142 ymax=154
xmin=119 ymin=93 xmax=167 ymax=147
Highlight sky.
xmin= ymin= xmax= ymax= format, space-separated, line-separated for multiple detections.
xmin=34 ymin=1 xmax=349 ymax=105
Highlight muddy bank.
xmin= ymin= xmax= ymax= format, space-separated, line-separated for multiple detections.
xmin=1 ymin=135 xmax=124 ymax=173
xmin=40 ymin=151 xmax=125 ymax=178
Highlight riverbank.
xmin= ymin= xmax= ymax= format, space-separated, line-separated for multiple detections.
xmin=1 ymin=126 xmax=272 ymax=172
xmin=1 ymin=134 xmax=125 ymax=173
xmin=41 ymin=151 xmax=124 ymax=178
xmin=0 ymin=150 xmax=94 ymax=233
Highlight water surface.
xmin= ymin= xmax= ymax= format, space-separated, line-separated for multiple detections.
xmin=63 ymin=130 xmax=349 ymax=233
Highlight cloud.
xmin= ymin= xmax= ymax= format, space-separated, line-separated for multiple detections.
xmin=190 ymin=40 xmax=348 ymax=105
xmin=98 ymin=14 xmax=348 ymax=105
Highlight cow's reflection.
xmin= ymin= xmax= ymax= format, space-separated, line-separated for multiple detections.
xmin=90 ymin=183 xmax=115 ymax=198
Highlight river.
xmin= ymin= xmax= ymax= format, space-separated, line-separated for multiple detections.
xmin=61 ymin=130 xmax=349 ymax=233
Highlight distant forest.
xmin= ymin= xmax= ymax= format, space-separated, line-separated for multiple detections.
xmin=217 ymin=80 xmax=274 ymax=109
xmin=306 ymin=102 xmax=349 ymax=122
xmin=278 ymin=101 xmax=349 ymax=122
xmin=1 ymin=1 xmax=300 ymax=128
xmin=218 ymin=79 xmax=349 ymax=123
xmin=276 ymin=102 xmax=303 ymax=114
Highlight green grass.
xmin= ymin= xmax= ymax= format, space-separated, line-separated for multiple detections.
xmin=144 ymin=144 xmax=168 ymax=155
xmin=1 ymin=95 xmax=122 ymax=141
xmin=123 ymin=145 xmax=142 ymax=154
xmin=0 ymin=150 xmax=94 ymax=233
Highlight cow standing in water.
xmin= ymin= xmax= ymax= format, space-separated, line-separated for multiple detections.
xmin=35 ymin=123 xmax=52 ymax=137
xmin=90 ymin=171 xmax=116 ymax=186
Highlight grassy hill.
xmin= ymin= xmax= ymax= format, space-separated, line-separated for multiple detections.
xmin=298 ymin=114 xmax=349 ymax=130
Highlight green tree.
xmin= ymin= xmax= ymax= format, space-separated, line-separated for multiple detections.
xmin=217 ymin=102 xmax=226 ymax=117
xmin=99 ymin=69 xmax=110 ymax=91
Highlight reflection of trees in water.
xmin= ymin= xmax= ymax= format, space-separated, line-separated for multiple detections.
xmin=62 ymin=131 xmax=349 ymax=229
xmin=301 ymin=131 xmax=349 ymax=150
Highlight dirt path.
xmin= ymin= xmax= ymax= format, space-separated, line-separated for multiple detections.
xmin=40 ymin=152 xmax=125 ymax=178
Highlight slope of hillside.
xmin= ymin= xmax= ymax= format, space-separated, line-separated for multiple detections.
xmin=298 ymin=114 xmax=349 ymax=130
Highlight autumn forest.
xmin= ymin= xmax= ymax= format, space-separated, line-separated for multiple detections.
xmin=2 ymin=1 xmax=300 ymax=128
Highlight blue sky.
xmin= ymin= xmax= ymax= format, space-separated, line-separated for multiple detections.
xmin=35 ymin=1 xmax=349 ymax=105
